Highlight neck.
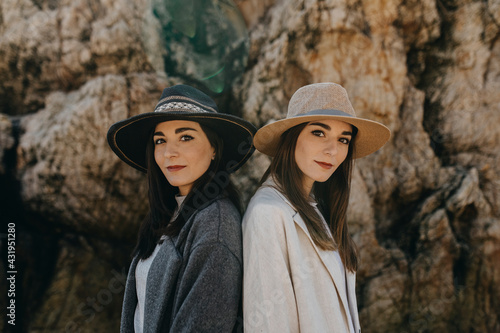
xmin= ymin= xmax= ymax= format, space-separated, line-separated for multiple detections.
xmin=302 ymin=179 xmax=314 ymax=196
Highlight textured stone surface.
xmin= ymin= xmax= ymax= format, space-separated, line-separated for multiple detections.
xmin=0 ymin=0 xmax=152 ymax=116
xmin=233 ymin=0 xmax=500 ymax=332
xmin=0 ymin=0 xmax=499 ymax=331
xmin=0 ymin=114 xmax=15 ymax=174
xmin=16 ymin=73 xmax=175 ymax=240
xmin=27 ymin=235 xmax=131 ymax=332
xmin=152 ymin=0 xmax=250 ymax=93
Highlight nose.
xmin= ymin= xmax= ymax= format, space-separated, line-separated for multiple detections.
xmin=164 ymin=142 xmax=179 ymax=158
xmin=324 ymin=141 xmax=338 ymax=156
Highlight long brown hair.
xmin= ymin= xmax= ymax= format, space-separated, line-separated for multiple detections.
xmin=133 ymin=123 xmax=241 ymax=259
xmin=260 ymin=122 xmax=358 ymax=272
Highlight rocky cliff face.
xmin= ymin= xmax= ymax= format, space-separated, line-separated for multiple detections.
xmin=1 ymin=0 xmax=499 ymax=332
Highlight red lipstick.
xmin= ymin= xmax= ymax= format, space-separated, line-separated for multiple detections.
xmin=315 ymin=161 xmax=333 ymax=169
xmin=167 ymin=165 xmax=185 ymax=172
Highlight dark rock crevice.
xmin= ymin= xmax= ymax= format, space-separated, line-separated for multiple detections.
xmin=1 ymin=117 xmax=60 ymax=333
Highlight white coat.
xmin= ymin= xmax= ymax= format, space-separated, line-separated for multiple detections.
xmin=242 ymin=178 xmax=361 ymax=333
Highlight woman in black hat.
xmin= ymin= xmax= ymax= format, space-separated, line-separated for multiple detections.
xmin=107 ymin=84 xmax=256 ymax=333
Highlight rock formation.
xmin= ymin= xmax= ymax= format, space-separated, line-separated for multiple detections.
xmin=0 ymin=0 xmax=499 ymax=332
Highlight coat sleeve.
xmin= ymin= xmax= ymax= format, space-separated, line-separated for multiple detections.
xmin=242 ymin=200 xmax=299 ymax=333
xmin=169 ymin=240 xmax=242 ymax=332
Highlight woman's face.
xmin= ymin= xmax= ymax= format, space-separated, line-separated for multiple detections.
xmin=294 ymin=119 xmax=353 ymax=194
xmin=153 ymin=120 xmax=215 ymax=196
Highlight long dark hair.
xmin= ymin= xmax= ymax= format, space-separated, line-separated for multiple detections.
xmin=260 ymin=122 xmax=358 ymax=272
xmin=133 ymin=122 xmax=241 ymax=259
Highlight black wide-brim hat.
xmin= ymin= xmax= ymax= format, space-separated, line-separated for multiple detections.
xmin=107 ymin=85 xmax=257 ymax=173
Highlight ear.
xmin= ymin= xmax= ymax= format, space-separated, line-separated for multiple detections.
xmin=211 ymin=146 xmax=216 ymax=160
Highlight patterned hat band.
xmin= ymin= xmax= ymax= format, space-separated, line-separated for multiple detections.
xmin=154 ymin=96 xmax=217 ymax=113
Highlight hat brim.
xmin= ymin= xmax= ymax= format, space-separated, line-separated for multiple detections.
xmin=107 ymin=111 xmax=256 ymax=173
xmin=254 ymin=111 xmax=391 ymax=158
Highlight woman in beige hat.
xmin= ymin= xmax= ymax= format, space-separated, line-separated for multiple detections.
xmin=242 ymin=82 xmax=390 ymax=332
xmin=107 ymin=85 xmax=256 ymax=332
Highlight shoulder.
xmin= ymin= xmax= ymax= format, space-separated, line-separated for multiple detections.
xmin=192 ymin=196 xmax=240 ymax=228
xmin=245 ymin=185 xmax=295 ymax=219
xmin=187 ymin=196 xmax=242 ymax=257
xmin=243 ymin=185 xmax=296 ymax=236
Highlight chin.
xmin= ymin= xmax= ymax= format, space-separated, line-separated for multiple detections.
xmin=166 ymin=179 xmax=183 ymax=187
xmin=314 ymin=174 xmax=333 ymax=183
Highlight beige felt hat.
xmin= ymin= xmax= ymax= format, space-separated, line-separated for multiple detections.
xmin=254 ymin=82 xmax=391 ymax=158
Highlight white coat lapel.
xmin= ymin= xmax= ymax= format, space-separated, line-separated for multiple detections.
xmin=346 ymin=271 xmax=360 ymax=332
xmin=262 ymin=178 xmax=357 ymax=332
xmin=290 ymin=211 xmax=351 ymax=318
xmin=266 ymin=183 xmax=351 ymax=322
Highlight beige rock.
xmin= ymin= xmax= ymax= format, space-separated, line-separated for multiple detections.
xmin=234 ymin=0 xmax=277 ymax=28
xmin=489 ymin=0 xmax=500 ymax=25
xmin=234 ymin=0 xmax=500 ymax=331
xmin=16 ymin=73 xmax=176 ymax=240
xmin=0 ymin=0 xmax=152 ymax=115
xmin=28 ymin=236 xmax=130 ymax=332
xmin=1 ymin=0 xmax=499 ymax=330
xmin=397 ymin=0 xmax=441 ymax=49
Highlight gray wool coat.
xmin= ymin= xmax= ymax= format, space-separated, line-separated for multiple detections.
xmin=121 ymin=196 xmax=243 ymax=333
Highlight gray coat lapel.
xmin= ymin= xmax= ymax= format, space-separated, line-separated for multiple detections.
xmin=121 ymin=256 xmax=139 ymax=333
xmin=143 ymin=236 xmax=183 ymax=333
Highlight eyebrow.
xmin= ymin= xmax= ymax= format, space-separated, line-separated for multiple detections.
xmin=153 ymin=127 xmax=198 ymax=136
xmin=308 ymin=122 xmax=353 ymax=136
